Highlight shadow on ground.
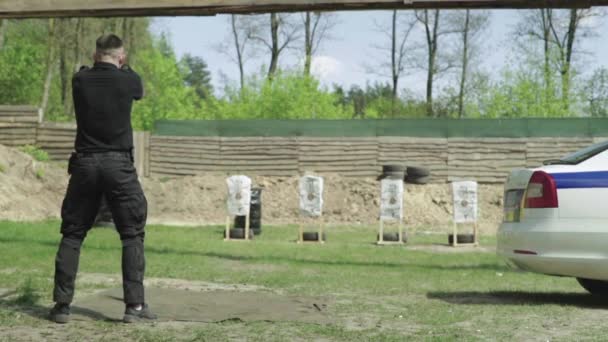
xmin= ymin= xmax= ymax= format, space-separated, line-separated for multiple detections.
xmin=427 ymin=291 xmax=608 ymax=309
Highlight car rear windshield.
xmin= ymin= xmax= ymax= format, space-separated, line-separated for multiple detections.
xmin=560 ymin=140 xmax=608 ymax=164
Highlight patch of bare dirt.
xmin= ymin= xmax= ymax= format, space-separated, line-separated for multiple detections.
xmin=78 ymin=273 xmax=269 ymax=293
xmin=406 ymin=244 xmax=495 ymax=253
xmin=142 ymin=174 xmax=503 ymax=233
xmin=0 ymin=145 xmax=67 ymax=221
xmin=0 ymin=144 xmax=504 ymax=233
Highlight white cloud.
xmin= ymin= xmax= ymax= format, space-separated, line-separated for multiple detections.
xmin=311 ymin=55 xmax=343 ymax=82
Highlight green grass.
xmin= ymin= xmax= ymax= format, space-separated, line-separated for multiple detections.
xmin=0 ymin=221 xmax=607 ymax=341
xmin=34 ymin=168 xmax=44 ymax=180
xmin=19 ymin=145 xmax=49 ymax=162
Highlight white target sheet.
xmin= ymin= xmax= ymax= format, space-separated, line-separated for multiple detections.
xmin=380 ymin=178 xmax=404 ymax=221
xmin=299 ymin=175 xmax=324 ymax=217
xmin=226 ymin=175 xmax=252 ymax=216
xmin=452 ymin=181 xmax=478 ymax=223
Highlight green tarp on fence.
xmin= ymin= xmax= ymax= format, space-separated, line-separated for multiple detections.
xmin=154 ymin=118 xmax=608 ymax=138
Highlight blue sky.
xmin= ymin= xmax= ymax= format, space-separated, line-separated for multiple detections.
xmin=152 ymin=9 xmax=608 ymax=96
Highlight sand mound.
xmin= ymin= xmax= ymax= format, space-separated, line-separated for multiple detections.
xmin=0 ymin=145 xmax=505 ymax=233
xmin=143 ymin=174 xmax=504 ymax=233
xmin=0 ymin=145 xmax=68 ymax=221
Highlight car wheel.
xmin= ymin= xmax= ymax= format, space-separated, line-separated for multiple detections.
xmin=448 ymin=234 xmax=475 ymax=244
xmin=577 ymin=278 xmax=608 ymax=296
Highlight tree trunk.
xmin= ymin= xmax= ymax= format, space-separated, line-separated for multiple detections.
xmin=458 ymin=10 xmax=470 ymax=119
xmin=231 ymin=15 xmax=245 ymax=92
xmin=122 ymin=18 xmax=130 ymax=50
xmin=391 ymin=10 xmax=398 ymax=118
xmin=74 ymin=18 xmax=84 ymax=72
xmin=561 ymin=9 xmax=578 ymax=113
xmin=304 ymin=12 xmax=313 ymax=77
xmin=0 ymin=19 xmax=6 ymax=51
xmin=541 ymin=9 xmax=552 ymax=104
xmin=41 ymin=18 xmax=57 ymax=121
xmin=424 ymin=10 xmax=440 ymax=117
xmin=268 ymin=13 xmax=280 ymax=80
xmin=60 ymin=44 xmax=69 ymax=114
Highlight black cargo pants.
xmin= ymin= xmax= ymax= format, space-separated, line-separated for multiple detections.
xmin=53 ymin=151 xmax=147 ymax=305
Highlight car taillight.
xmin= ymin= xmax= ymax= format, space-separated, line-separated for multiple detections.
xmin=525 ymin=171 xmax=558 ymax=208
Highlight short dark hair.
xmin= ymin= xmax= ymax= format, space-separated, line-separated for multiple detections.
xmin=96 ymin=34 xmax=123 ymax=55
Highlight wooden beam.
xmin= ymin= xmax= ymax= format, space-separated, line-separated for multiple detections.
xmin=0 ymin=0 xmax=603 ymax=19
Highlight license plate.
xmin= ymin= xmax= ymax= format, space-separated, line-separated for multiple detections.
xmin=503 ymin=189 xmax=525 ymax=222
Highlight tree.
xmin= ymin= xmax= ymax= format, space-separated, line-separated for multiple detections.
xmin=415 ymin=10 xmax=456 ymax=117
xmin=215 ymin=15 xmax=255 ymax=92
xmin=514 ymin=9 xmax=603 ymax=113
xmin=367 ymin=11 xmax=416 ymax=117
xmin=247 ymin=13 xmax=302 ymax=80
xmin=515 ymin=9 xmax=554 ymax=102
xmin=449 ymin=10 xmax=490 ymax=118
xmin=302 ymin=12 xmax=336 ymax=77
xmin=549 ymin=9 xmax=602 ymax=111
xmin=131 ymin=38 xmax=201 ymax=130
xmin=0 ymin=19 xmax=7 ymax=50
xmin=583 ymin=68 xmax=608 ymax=117
xmin=179 ymin=54 xmax=213 ymax=100
xmin=40 ymin=18 xmax=57 ymax=120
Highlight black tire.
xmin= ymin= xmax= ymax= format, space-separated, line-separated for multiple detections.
xmin=405 ymin=175 xmax=430 ymax=185
xmin=302 ymin=232 xmax=326 ymax=242
xmin=382 ymin=164 xmax=406 ymax=173
xmin=384 ymin=171 xmax=405 ymax=179
xmin=225 ymin=228 xmax=254 ymax=239
xmin=377 ymin=232 xmax=407 ymax=243
xmin=234 ymin=216 xmax=246 ymax=229
xmin=448 ymin=234 xmax=475 ymax=244
xmin=577 ymin=278 xmax=608 ymax=296
xmin=406 ymin=166 xmax=430 ymax=177
xmin=250 ymin=220 xmax=261 ymax=230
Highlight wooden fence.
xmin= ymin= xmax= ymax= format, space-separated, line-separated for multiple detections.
xmin=1 ymin=107 xmax=607 ymax=183
xmin=0 ymin=106 xmax=38 ymax=147
xmin=147 ymin=135 xmax=608 ymax=183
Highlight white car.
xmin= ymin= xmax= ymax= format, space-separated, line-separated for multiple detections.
xmin=497 ymin=140 xmax=608 ymax=295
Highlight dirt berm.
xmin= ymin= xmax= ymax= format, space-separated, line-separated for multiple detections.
xmin=0 ymin=145 xmax=504 ymax=233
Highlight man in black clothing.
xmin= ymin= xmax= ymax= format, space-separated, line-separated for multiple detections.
xmin=50 ymin=34 xmax=156 ymax=324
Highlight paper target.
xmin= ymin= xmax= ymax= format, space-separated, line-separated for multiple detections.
xmin=299 ymin=175 xmax=324 ymax=217
xmin=380 ymin=178 xmax=404 ymax=221
xmin=226 ymin=175 xmax=252 ymax=216
xmin=452 ymin=181 xmax=478 ymax=223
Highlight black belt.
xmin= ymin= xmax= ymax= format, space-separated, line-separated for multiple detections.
xmin=73 ymin=150 xmax=132 ymax=158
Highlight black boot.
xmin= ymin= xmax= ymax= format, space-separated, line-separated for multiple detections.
xmin=49 ymin=303 xmax=70 ymax=324
xmin=123 ymin=303 xmax=157 ymax=323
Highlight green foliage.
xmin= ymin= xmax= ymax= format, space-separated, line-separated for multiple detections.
xmin=131 ymin=38 xmax=202 ymax=130
xmin=0 ymin=21 xmax=46 ymax=105
xmin=209 ymin=72 xmax=349 ymax=119
xmin=581 ymin=67 xmax=608 ymax=117
xmin=35 ymin=168 xmax=45 ymax=180
xmin=0 ymin=164 xmax=5 ymax=173
xmin=179 ymin=53 xmax=213 ymax=100
xmin=0 ymin=18 xmax=600 ymax=124
xmin=19 ymin=145 xmax=49 ymax=162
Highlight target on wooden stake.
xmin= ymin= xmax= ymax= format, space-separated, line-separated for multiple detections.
xmin=226 ymin=175 xmax=252 ymax=216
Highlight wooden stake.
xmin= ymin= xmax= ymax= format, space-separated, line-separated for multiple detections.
xmin=224 ymin=215 xmax=231 ymax=241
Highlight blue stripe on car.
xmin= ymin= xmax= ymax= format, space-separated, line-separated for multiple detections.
xmin=551 ymin=171 xmax=608 ymax=189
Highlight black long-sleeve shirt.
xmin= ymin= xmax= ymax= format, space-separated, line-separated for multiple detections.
xmin=72 ymin=62 xmax=143 ymax=153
